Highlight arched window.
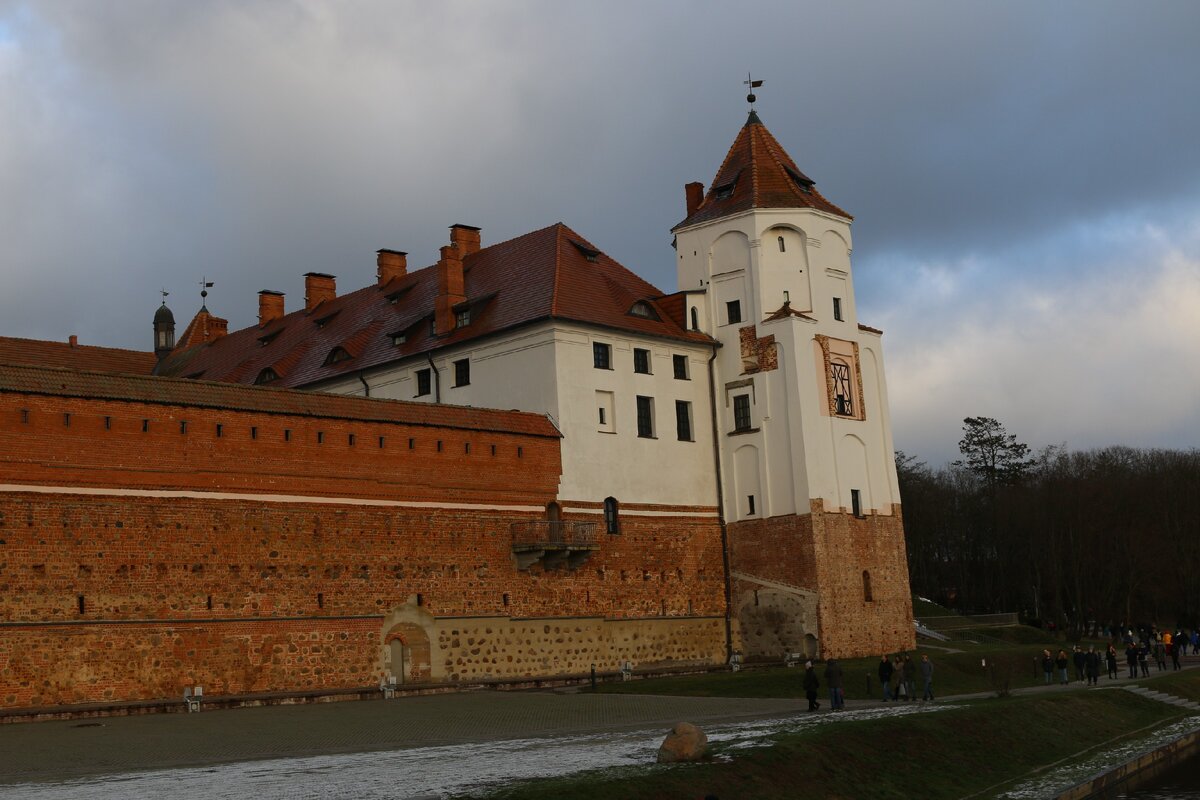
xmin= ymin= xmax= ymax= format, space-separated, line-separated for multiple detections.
xmin=777 ymin=236 xmax=786 ymax=252
xmin=546 ymin=501 xmax=562 ymax=542
xmin=254 ymin=368 xmax=278 ymax=385
xmin=862 ymin=570 xmax=873 ymax=602
xmin=690 ymin=307 xmax=699 ymax=331
xmin=324 ymin=346 xmax=352 ymax=366
xmin=603 ymin=497 xmax=620 ymax=534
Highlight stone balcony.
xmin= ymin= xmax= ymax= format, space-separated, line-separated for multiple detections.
xmin=511 ymin=520 xmax=599 ymax=571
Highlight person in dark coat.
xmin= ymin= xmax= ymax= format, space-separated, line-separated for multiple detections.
xmin=902 ymin=654 xmax=917 ymax=701
xmin=920 ymin=654 xmax=935 ymax=701
xmin=1041 ymin=649 xmax=1054 ymax=684
xmin=1106 ymin=644 xmax=1119 ymax=679
xmin=824 ymin=658 xmax=845 ymax=711
xmin=1171 ymin=635 xmax=1183 ymax=671
xmin=1126 ymin=642 xmax=1139 ymax=678
xmin=1055 ymin=649 xmax=1070 ymax=685
xmin=878 ymin=655 xmax=894 ymax=701
xmin=1085 ymin=646 xmax=1100 ymax=686
xmin=1072 ymin=646 xmax=1086 ymax=682
xmin=803 ymin=661 xmax=821 ymax=711
xmin=1138 ymin=641 xmax=1151 ymax=677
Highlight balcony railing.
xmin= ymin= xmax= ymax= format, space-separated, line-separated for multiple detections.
xmin=510 ymin=521 xmax=599 ymax=570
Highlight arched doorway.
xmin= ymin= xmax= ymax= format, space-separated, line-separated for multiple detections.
xmin=385 ymin=623 xmax=432 ymax=684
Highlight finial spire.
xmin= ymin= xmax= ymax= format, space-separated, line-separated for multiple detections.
xmin=744 ymin=73 xmax=763 ymax=106
xmin=160 ymin=288 xmax=170 ymax=305
xmin=198 ymin=277 xmax=214 ymax=310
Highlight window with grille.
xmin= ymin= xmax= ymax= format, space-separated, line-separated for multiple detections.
xmin=733 ymin=394 xmax=752 ymax=431
xmin=832 ymin=362 xmax=853 ymax=416
xmin=633 ymin=348 xmax=651 ymax=374
xmin=726 ymin=300 xmax=742 ymax=324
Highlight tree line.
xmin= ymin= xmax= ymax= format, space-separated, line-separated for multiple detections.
xmin=899 ymin=417 xmax=1200 ymax=632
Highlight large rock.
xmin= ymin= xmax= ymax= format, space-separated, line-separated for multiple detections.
xmin=656 ymin=721 xmax=709 ymax=763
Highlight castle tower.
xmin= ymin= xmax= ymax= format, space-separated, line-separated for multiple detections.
xmin=153 ymin=299 xmax=175 ymax=359
xmin=673 ymin=109 xmax=914 ymax=659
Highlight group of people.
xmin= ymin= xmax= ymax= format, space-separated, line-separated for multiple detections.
xmin=1040 ymin=630 xmax=1189 ymax=686
xmin=800 ymin=654 xmax=934 ymax=712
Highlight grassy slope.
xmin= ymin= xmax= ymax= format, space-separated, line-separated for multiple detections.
xmin=476 ymin=689 xmax=1192 ymax=800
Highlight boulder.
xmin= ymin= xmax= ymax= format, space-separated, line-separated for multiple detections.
xmin=656 ymin=721 xmax=709 ymax=763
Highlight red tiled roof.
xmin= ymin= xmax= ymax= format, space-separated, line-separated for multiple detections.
xmin=0 ymin=363 xmax=561 ymax=438
xmin=674 ymin=112 xmax=851 ymax=231
xmin=0 ymin=336 xmax=156 ymax=375
xmin=160 ymin=223 xmax=715 ymax=389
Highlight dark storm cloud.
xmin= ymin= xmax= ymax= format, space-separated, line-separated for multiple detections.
xmin=1 ymin=1 xmax=1197 ymax=464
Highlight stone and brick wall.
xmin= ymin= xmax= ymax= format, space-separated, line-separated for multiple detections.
xmin=0 ymin=377 xmax=727 ymax=710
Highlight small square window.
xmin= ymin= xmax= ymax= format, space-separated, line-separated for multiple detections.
xmin=833 ymin=297 xmax=843 ymax=321
xmin=636 ymin=395 xmax=655 ymax=438
xmin=392 ymin=333 xmax=407 ymax=346
xmin=672 ymin=354 xmax=689 ymax=380
xmin=726 ymin=300 xmax=742 ymax=325
xmin=415 ymin=368 xmax=431 ymax=396
xmin=633 ymin=348 xmax=651 ymax=374
xmin=733 ymin=394 xmax=752 ymax=432
xmin=453 ymin=358 xmax=470 ymax=387
xmin=593 ymin=342 xmax=612 ymax=370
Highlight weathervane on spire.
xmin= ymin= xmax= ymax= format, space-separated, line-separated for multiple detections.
xmin=160 ymin=288 xmax=170 ymax=304
xmin=744 ymin=73 xmax=763 ymax=105
xmin=199 ymin=277 xmax=214 ymax=309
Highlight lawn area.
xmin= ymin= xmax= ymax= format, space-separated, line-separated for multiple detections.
xmin=596 ymin=631 xmax=1109 ymax=702
xmin=477 ymin=680 xmax=1200 ymax=800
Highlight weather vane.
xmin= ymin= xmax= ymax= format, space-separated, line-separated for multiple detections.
xmin=199 ymin=277 xmax=214 ymax=309
xmin=744 ymin=73 xmax=763 ymax=106
xmin=160 ymin=288 xmax=170 ymax=303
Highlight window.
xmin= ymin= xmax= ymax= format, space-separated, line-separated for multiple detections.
xmin=629 ymin=301 xmax=659 ymax=320
xmin=317 ymin=431 xmax=324 ymax=444
xmin=833 ymin=297 xmax=843 ymax=321
xmin=391 ymin=333 xmax=407 ymax=346
xmin=603 ymin=497 xmax=620 ymax=534
xmin=726 ymin=300 xmax=742 ymax=325
xmin=747 ymin=495 xmax=756 ymax=515
xmin=593 ymin=342 xmax=612 ymax=369
xmin=777 ymin=236 xmax=786 ymax=252
xmin=675 ymin=400 xmax=693 ymax=442
xmin=673 ymin=354 xmax=689 ymax=380
xmin=633 ymin=348 xmax=651 ymax=374
xmin=255 ymin=368 xmax=278 ymax=384
xmin=250 ymin=426 xmax=258 ymax=440
xmin=283 ymin=429 xmax=291 ymax=442
xmin=415 ymin=368 xmax=431 ymax=396
xmin=324 ymin=347 xmax=351 ymax=366
xmin=453 ymin=358 xmax=470 ymax=387
xmin=733 ymin=394 xmax=752 ymax=432
xmin=455 ymin=308 xmax=470 ymax=328
xmin=690 ymin=307 xmax=699 ymax=330
xmin=636 ymin=395 xmax=655 ymax=438
xmin=851 ymin=488 xmax=864 ymax=518
xmin=831 ymin=361 xmax=854 ymax=417
xmin=596 ymin=390 xmax=615 ymax=433
xmin=862 ymin=570 xmax=873 ymax=602
xmin=216 ymin=423 xmax=223 ymax=437
xmin=179 ymin=421 xmax=187 ymax=434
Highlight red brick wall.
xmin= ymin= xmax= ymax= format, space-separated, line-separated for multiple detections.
xmin=0 ymin=389 xmax=727 ymax=708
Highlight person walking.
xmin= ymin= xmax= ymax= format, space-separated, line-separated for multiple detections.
xmin=891 ymin=655 xmax=905 ymax=700
xmin=1055 ymin=649 xmax=1070 ymax=685
xmin=902 ymin=654 xmax=917 ymax=702
xmin=1042 ymin=649 xmax=1054 ymax=684
xmin=878 ymin=655 xmax=894 ymax=701
xmin=1126 ymin=642 xmax=1139 ymax=678
xmin=1153 ymin=638 xmax=1167 ymax=671
xmin=1171 ymin=635 xmax=1183 ymax=671
xmin=1138 ymin=641 xmax=1151 ymax=678
xmin=1106 ymin=644 xmax=1119 ymax=679
xmin=1072 ymin=645 xmax=1086 ymax=683
xmin=920 ymin=653 xmax=934 ymax=701
xmin=825 ymin=658 xmax=845 ymax=711
xmin=803 ymin=661 xmax=821 ymax=711
xmin=1085 ymin=645 xmax=1100 ymax=686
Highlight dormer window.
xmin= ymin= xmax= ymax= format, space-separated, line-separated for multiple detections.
xmin=324 ymin=347 xmax=352 ymax=366
xmin=255 ymin=368 xmax=278 ymax=385
xmin=571 ymin=240 xmax=601 ymax=262
xmin=785 ymin=166 xmax=814 ymax=194
xmin=714 ymin=182 xmax=735 ymax=200
xmin=257 ymin=329 xmax=282 ymax=347
xmin=455 ymin=308 xmax=471 ymax=328
xmin=314 ymin=311 xmax=339 ymax=328
xmin=391 ymin=333 xmax=407 ymax=346
xmin=628 ymin=301 xmax=660 ymax=321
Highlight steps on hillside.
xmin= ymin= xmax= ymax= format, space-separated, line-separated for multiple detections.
xmin=1124 ymin=685 xmax=1200 ymax=712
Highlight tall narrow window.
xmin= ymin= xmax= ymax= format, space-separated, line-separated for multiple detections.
xmin=593 ymin=342 xmax=612 ymax=369
xmin=636 ymin=396 xmax=654 ymax=438
xmin=851 ymin=488 xmax=863 ymax=517
xmin=603 ymin=496 xmax=620 ymax=534
xmin=596 ymin=390 xmax=615 ymax=433
xmin=733 ymin=394 xmax=752 ymax=432
xmin=747 ymin=495 xmax=756 ymax=515
xmin=633 ymin=348 xmax=651 ymax=374
xmin=690 ymin=307 xmax=699 ymax=330
xmin=862 ymin=570 xmax=873 ymax=602
xmin=726 ymin=300 xmax=742 ymax=325
xmin=833 ymin=297 xmax=843 ymax=321
xmin=415 ymin=368 xmax=431 ymax=397
xmin=675 ymin=400 xmax=693 ymax=442
xmin=777 ymin=236 xmax=786 ymax=252
xmin=831 ymin=361 xmax=854 ymax=417
xmin=453 ymin=358 xmax=470 ymax=387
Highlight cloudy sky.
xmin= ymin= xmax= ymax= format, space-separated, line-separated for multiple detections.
xmin=1 ymin=1 xmax=1198 ymax=466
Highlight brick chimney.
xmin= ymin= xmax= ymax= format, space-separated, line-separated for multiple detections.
xmin=304 ymin=273 xmax=336 ymax=312
xmin=68 ymin=335 xmax=78 ymax=348
xmin=376 ymin=249 xmax=407 ymax=286
xmin=258 ymin=290 xmax=285 ymax=326
xmin=685 ymin=182 xmax=704 ymax=216
xmin=449 ymin=224 xmax=481 ymax=258
xmin=434 ymin=243 xmax=466 ymax=336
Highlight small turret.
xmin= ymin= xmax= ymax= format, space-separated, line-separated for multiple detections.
xmin=153 ymin=298 xmax=175 ymax=359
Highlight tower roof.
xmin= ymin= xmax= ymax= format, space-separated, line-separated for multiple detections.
xmin=673 ymin=111 xmax=851 ymax=231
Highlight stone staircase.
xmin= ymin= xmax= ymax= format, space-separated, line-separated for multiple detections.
xmin=1123 ymin=685 xmax=1200 ymax=712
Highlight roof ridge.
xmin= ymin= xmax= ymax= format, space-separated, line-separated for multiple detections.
xmin=550 ymin=223 xmax=565 ymax=317
xmin=0 ymin=335 xmax=152 ymax=356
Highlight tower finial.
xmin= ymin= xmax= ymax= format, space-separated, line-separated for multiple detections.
xmin=198 ymin=277 xmax=214 ymax=310
xmin=160 ymin=288 xmax=170 ymax=305
xmin=744 ymin=72 xmax=763 ymax=106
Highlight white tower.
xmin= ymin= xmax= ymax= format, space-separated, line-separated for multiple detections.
xmin=672 ymin=108 xmax=913 ymax=659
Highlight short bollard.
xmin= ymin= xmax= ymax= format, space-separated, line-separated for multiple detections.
xmin=590 ymin=663 xmax=596 ymax=692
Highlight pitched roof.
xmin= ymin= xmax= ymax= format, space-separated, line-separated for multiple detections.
xmin=0 ymin=336 xmax=156 ymax=375
xmin=0 ymin=362 xmax=561 ymax=438
xmin=673 ymin=111 xmax=851 ymax=231
xmin=159 ymin=222 xmax=714 ymax=389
